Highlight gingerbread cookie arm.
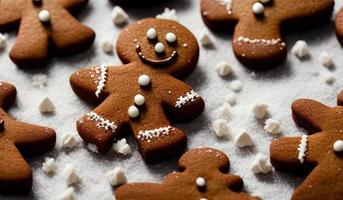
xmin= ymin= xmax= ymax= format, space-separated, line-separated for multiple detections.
xmin=116 ymin=183 xmax=166 ymax=200
xmin=0 ymin=82 xmax=16 ymax=109
xmin=9 ymin=11 xmax=49 ymax=67
xmin=55 ymin=0 xmax=88 ymax=10
xmin=336 ymin=9 xmax=343 ymax=46
xmin=0 ymin=138 xmax=32 ymax=194
xmin=48 ymin=7 xmax=95 ymax=55
xmin=0 ymin=0 xmax=24 ymax=31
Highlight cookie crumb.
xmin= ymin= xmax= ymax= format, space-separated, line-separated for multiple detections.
xmin=234 ymin=129 xmax=253 ymax=147
xmin=215 ymin=61 xmax=232 ymax=77
xmin=111 ymin=6 xmax=129 ymax=25
xmin=212 ymin=119 xmax=230 ymax=138
xmin=251 ymin=99 xmax=268 ymax=119
xmin=42 ymin=157 xmax=57 ymax=174
xmin=61 ymin=132 xmax=78 ymax=149
xmin=250 ymin=153 xmax=272 ymax=174
xmin=63 ymin=164 xmax=80 ymax=186
xmin=59 ymin=187 xmax=75 ymax=200
xmin=199 ymin=31 xmax=214 ymax=46
xmin=319 ymin=51 xmax=334 ymax=68
xmin=291 ymin=40 xmax=309 ymax=58
xmin=106 ymin=167 xmax=127 ymax=187
xmin=39 ymin=97 xmax=55 ymax=113
xmin=264 ymin=119 xmax=281 ymax=135
xmin=100 ymin=39 xmax=114 ymax=54
xmin=156 ymin=8 xmax=178 ymax=21
xmin=230 ymin=80 xmax=242 ymax=92
xmin=113 ymin=138 xmax=132 ymax=155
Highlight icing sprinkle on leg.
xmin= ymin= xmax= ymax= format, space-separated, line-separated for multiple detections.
xmin=175 ymin=90 xmax=200 ymax=108
xmin=137 ymin=126 xmax=174 ymax=142
xmin=297 ymin=135 xmax=308 ymax=164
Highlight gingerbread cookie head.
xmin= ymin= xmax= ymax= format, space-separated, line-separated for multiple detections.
xmin=201 ymin=0 xmax=334 ymax=69
xmin=270 ymin=94 xmax=343 ymax=199
xmin=115 ymin=148 xmax=260 ymax=200
xmin=0 ymin=81 xmax=56 ymax=194
xmin=0 ymin=0 xmax=95 ymax=68
xmin=116 ymin=18 xmax=199 ymax=79
xmin=335 ymin=8 xmax=343 ymax=46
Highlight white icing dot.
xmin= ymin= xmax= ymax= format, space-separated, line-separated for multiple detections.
xmin=138 ymin=75 xmax=150 ymax=86
xmin=38 ymin=10 xmax=50 ymax=23
xmin=128 ymin=105 xmax=139 ymax=118
xmin=252 ymin=2 xmax=264 ymax=15
xmin=195 ymin=177 xmax=206 ymax=187
xmin=134 ymin=94 xmax=145 ymax=106
xmin=166 ymin=32 xmax=177 ymax=43
xmin=146 ymin=28 xmax=157 ymax=40
xmin=333 ymin=140 xmax=343 ymax=152
xmin=155 ymin=42 xmax=165 ymax=53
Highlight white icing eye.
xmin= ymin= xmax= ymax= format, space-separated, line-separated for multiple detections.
xmin=128 ymin=106 xmax=139 ymax=118
xmin=134 ymin=94 xmax=145 ymax=106
xmin=138 ymin=75 xmax=150 ymax=86
xmin=166 ymin=32 xmax=176 ymax=43
xmin=146 ymin=28 xmax=157 ymax=40
xmin=154 ymin=42 xmax=165 ymax=53
xmin=38 ymin=10 xmax=50 ymax=23
xmin=252 ymin=2 xmax=264 ymax=15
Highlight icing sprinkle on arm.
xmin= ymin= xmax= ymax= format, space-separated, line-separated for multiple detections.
xmin=235 ymin=36 xmax=286 ymax=47
xmin=297 ymin=135 xmax=308 ymax=164
xmin=94 ymin=63 xmax=108 ymax=98
xmin=86 ymin=111 xmax=117 ymax=133
xmin=175 ymin=90 xmax=200 ymax=108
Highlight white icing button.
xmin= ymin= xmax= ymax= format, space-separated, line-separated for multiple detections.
xmin=146 ymin=28 xmax=157 ymax=40
xmin=212 ymin=119 xmax=230 ymax=138
xmin=128 ymin=105 xmax=139 ymax=118
xmin=333 ymin=140 xmax=343 ymax=152
xmin=154 ymin=42 xmax=165 ymax=53
xmin=195 ymin=177 xmax=206 ymax=187
xmin=134 ymin=94 xmax=145 ymax=106
xmin=252 ymin=2 xmax=264 ymax=15
xmin=106 ymin=167 xmax=127 ymax=187
xmin=166 ymin=32 xmax=177 ymax=43
xmin=138 ymin=75 xmax=150 ymax=86
xmin=38 ymin=10 xmax=50 ymax=23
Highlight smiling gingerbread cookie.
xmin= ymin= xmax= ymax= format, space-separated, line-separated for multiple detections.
xmin=70 ymin=18 xmax=205 ymax=162
xmin=200 ymin=0 xmax=334 ymax=69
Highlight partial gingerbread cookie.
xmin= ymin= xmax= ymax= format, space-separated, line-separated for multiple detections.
xmin=335 ymin=8 xmax=343 ymax=46
xmin=70 ymin=18 xmax=205 ymax=162
xmin=270 ymin=94 xmax=343 ymax=200
xmin=0 ymin=81 xmax=56 ymax=194
xmin=201 ymin=0 xmax=334 ymax=69
xmin=0 ymin=0 xmax=95 ymax=68
xmin=115 ymin=147 xmax=260 ymax=200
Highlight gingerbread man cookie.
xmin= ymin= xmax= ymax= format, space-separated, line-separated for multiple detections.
xmin=335 ymin=8 xmax=343 ymax=46
xmin=0 ymin=81 xmax=56 ymax=194
xmin=115 ymin=147 xmax=260 ymax=200
xmin=270 ymin=93 xmax=343 ymax=200
xmin=0 ymin=0 xmax=95 ymax=68
xmin=70 ymin=18 xmax=205 ymax=162
xmin=201 ymin=0 xmax=334 ymax=69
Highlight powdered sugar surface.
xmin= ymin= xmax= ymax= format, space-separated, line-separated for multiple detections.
xmin=1 ymin=1 xmax=343 ymax=200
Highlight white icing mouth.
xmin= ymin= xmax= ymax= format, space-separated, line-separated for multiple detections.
xmin=136 ymin=44 xmax=178 ymax=65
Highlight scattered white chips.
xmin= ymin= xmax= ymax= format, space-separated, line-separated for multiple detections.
xmin=218 ymin=103 xmax=231 ymax=121
xmin=251 ymin=99 xmax=268 ymax=119
xmin=63 ymin=164 xmax=80 ymax=186
xmin=39 ymin=97 xmax=55 ymax=113
xmin=61 ymin=132 xmax=78 ymax=149
xmin=250 ymin=153 xmax=272 ymax=174
xmin=100 ymin=39 xmax=114 ymax=54
xmin=59 ymin=187 xmax=76 ymax=200
xmin=264 ymin=119 xmax=281 ymax=135
xmin=32 ymin=73 xmax=47 ymax=88
xmin=87 ymin=143 xmax=99 ymax=154
xmin=111 ymin=6 xmax=129 ymax=25
xmin=113 ymin=138 xmax=132 ymax=155
xmin=212 ymin=119 xmax=230 ymax=138
xmin=0 ymin=33 xmax=7 ymax=50
xmin=225 ymin=93 xmax=238 ymax=105
xmin=291 ymin=40 xmax=309 ymax=59
xmin=106 ymin=167 xmax=127 ymax=187
xmin=156 ymin=8 xmax=178 ymax=21
xmin=42 ymin=157 xmax=57 ymax=174
xmin=323 ymin=72 xmax=335 ymax=84
xmin=319 ymin=51 xmax=334 ymax=68
xmin=230 ymin=80 xmax=242 ymax=92
xmin=215 ymin=61 xmax=232 ymax=77
xmin=199 ymin=32 xmax=214 ymax=46
xmin=234 ymin=129 xmax=253 ymax=147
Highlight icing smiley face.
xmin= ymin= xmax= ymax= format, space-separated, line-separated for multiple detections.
xmin=116 ymin=18 xmax=199 ymax=79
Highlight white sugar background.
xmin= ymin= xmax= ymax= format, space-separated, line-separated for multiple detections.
xmin=1 ymin=0 xmax=343 ymax=199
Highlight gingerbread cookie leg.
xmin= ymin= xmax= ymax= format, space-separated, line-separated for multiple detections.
xmin=335 ymin=9 xmax=343 ymax=46
xmin=0 ymin=138 xmax=32 ymax=194
xmin=9 ymin=13 xmax=49 ymax=67
xmin=0 ymin=0 xmax=23 ymax=31
xmin=49 ymin=7 xmax=95 ymax=55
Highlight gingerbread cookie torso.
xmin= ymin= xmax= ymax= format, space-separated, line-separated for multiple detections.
xmin=116 ymin=147 xmax=260 ymax=200
xmin=200 ymin=0 xmax=334 ymax=69
xmin=0 ymin=0 xmax=95 ymax=68
xmin=335 ymin=8 xmax=343 ymax=46
xmin=0 ymin=81 xmax=56 ymax=194
xmin=270 ymin=93 xmax=343 ymax=200
xmin=70 ymin=18 xmax=205 ymax=162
